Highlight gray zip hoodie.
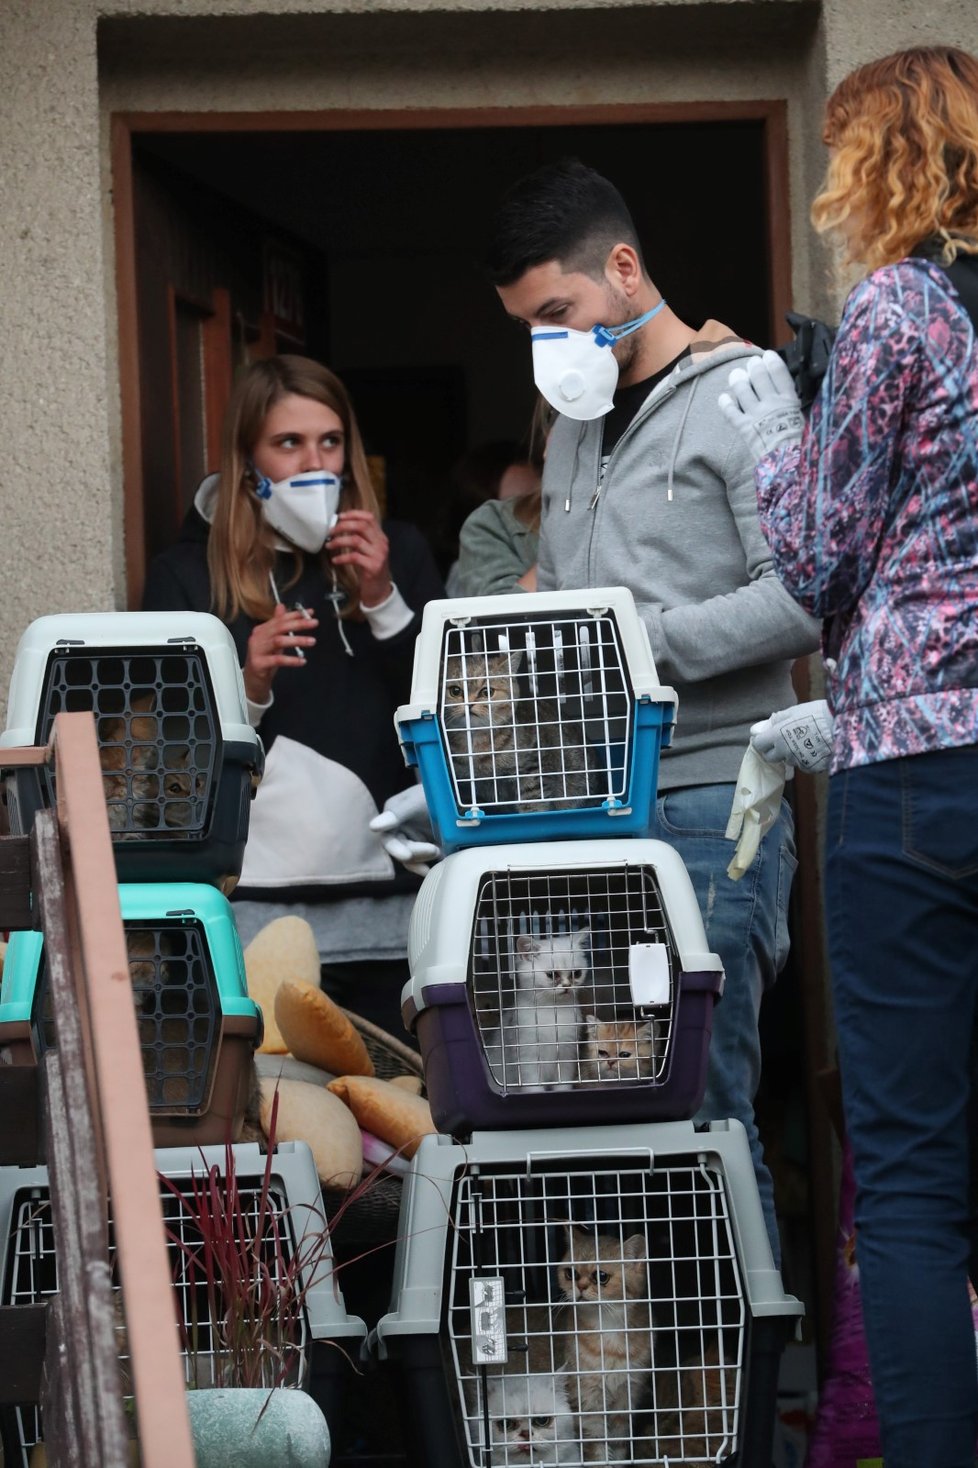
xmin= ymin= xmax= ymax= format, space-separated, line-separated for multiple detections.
xmin=538 ymin=321 xmax=821 ymax=789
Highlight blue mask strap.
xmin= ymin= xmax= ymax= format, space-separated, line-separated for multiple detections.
xmin=248 ymin=460 xmax=273 ymax=500
xmin=592 ymin=298 xmax=666 ymax=349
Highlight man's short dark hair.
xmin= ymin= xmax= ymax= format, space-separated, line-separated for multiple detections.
xmin=486 ymin=159 xmax=644 ymax=287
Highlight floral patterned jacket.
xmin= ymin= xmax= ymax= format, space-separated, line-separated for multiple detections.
xmin=756 ymin=257 xmax=978 ymax=773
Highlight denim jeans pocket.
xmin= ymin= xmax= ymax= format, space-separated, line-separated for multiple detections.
xmin=657 ymin=790 xmax=730 ymax=840
xmin=774 ymin=843 xmax=799 ymax=975
xmin=900 ymin=750 xmax=978 ymax=879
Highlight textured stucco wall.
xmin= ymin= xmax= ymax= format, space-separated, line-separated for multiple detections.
xmin=0 ymin=0 xmax=121 ymax=722
xmin=1 ymin=0 xmax=975 ymax=717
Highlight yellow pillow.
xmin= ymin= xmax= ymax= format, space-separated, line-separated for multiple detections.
xmin=328 ymin=1074 xmax=435 ymax=1159
xmin=243 ymin=917 xmax=321 ymax=1054
xmin=275 ymin=980 xmax=375 ymax=1078
xmin=258 ymin=1077 xmax=362 ymax=1190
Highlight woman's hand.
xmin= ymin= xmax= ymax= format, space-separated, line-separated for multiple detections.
xmin=327 ymin=510 xmax=392 ymax=606
xmin=243 ymin=603 xmax=319 ymax=705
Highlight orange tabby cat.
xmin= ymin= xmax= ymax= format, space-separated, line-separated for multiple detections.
xmin=580 ymin=1014 xmax=658 ymax=1083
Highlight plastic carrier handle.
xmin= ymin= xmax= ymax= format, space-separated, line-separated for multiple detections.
xmin=525 ymin=1147 xmax=655 ymax=1176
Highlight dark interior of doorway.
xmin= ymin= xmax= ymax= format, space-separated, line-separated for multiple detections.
xmin=135 ymin=119 xmax=771 ymax=569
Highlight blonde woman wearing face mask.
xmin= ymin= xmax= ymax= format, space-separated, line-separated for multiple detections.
xmin=721 ymin=47 xmax=978 ymax=1468
xmin=143 ymin=354 xmax=444 ymax=1036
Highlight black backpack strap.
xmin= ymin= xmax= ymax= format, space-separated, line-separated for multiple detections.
xmin=942 ymin=255 xmax=978 ymax=332
xmin=910 ymin=237 xmax=978 ymax=331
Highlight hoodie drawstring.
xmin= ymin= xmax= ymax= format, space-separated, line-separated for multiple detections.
xmin=269 ymin=568 xmax=354 ymax=658
xmin=666 ymin=374 xmax=699 ymax=503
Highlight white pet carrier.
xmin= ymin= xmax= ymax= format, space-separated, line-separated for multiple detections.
xmin=0 ymin=1141 xmax=366 ymax=1466
xmin=394 ymin=589 xmax=677 ymax=852
xmin=403 ymin=840 xmax=723 ymax=1133
xmin=376 ymin=1121 xmax=802 ymax=1468
xmin=1 ymin=612 xmax=262 ymax=886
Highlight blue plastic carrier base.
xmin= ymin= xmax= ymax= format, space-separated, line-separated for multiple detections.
xmin=395 ymin=588 xmax=677 ymax=855
xmin=399 ymin=696 xmax=672 ymax=854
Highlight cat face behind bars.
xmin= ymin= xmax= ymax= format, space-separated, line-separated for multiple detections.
xmin=98 ymin=693 xmax=199 ymax=835
xmin=442 ymin=645 xmax=591 ymax=811
xmin=475 ymin=1370 xmax=583 ymax=1466
xmin=580 ymin=1014 xmax=657 ymax=1083
xmin=442 ymin=649 xmax=520 ymax=776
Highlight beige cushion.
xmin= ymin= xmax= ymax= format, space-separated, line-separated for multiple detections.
xmin=328 ymin=1074 xmax=435 ymax=1159
xmin=275 ymin=981 xmax=374 ymax=1078
xmin=255 ymin=1053 xmax=334 ymax=1088
xmin=388 ymin=1073 xmax=424 ymax=1096
xmin=243 ymin=917 xmax=321 ymax=1054
xmin=258 ymin=1077 xmax=362 ymax=1190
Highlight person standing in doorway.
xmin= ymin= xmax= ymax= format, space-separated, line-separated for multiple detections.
xmin=484 ymin=159 xmax=820 ymax=1259
xmin=143 ymin=354 xmax=444 ymax=1038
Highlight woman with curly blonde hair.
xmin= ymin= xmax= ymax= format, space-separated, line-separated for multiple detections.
xmin=720 ymin=46 xmax=978 ymax=1467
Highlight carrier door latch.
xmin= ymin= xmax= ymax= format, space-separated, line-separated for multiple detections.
xmin=469 ymin=1276 xmax=508 ymax=1365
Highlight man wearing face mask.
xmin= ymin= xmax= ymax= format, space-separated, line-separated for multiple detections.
xmin=486 ymin=160 xmax=820 ymax=1261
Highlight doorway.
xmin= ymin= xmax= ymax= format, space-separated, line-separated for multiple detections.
xmin=113 ymin=104 xmax=788 ymax=601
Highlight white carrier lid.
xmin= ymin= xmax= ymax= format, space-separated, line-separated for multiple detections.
xmin=395 ymin=587 xmax=677 ymax=722
xmin=403 ymin=837 xmax=723 ymax=1017
xmin=1 ymin=611 xmax=253 ymax=749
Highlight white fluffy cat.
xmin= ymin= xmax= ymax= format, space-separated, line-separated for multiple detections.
xmin=484 ymin=929 xmax=590 ymax=1090
xmin=474 ymin=1369 xmax=583 ymax=1465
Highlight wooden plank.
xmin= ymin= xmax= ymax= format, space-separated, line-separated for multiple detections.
xmin=35 ymin=819 xmax=129 ymax=1467
xmin=0 ymin=1303 xmax=47 ymax=1402
xmin=0 ymin=834 xmax=34 ymax=930
xmin=0 ymin=748 xmax=48 ymax=769
xmin=120 ymin=98 xmax=790 ymax=134
xmin=48 ymin=714 xmax=195 ymax=1468
xmin=112 ymin=111 xmax=147 ymax=612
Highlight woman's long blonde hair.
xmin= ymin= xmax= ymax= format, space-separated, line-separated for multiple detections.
xmin=811 ymin=46 xmax=978 ymax=271
xmin=208 ymin=354 xmax=380 ymax=622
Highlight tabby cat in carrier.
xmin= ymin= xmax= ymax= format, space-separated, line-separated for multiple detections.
xmin=442 ymin=648 xmax=591 ymax=812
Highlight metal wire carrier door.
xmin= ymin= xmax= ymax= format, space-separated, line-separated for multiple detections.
xmin=36 ymin=647 xmax=217 ymax=839
xmin=470 ymin=864 xmax=676 ymax=1092
xmin=447 ymin=1155 xmax=745 ymax=1465
xmin=439 ymin=612 xmax=632 ymax=817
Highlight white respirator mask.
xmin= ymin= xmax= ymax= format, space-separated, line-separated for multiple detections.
xmin=530 ymin=300 xmax=667 ymax=421
xmin=253 ymin=467 xmax=342 ymax=553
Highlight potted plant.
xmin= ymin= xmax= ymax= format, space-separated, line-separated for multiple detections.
xmin=159 ymin=1091 xmax=349 ymax=1468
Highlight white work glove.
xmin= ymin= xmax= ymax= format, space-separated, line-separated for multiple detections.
xmin=725 ymin=747 xmax=787 ymax=882
xmin=369 ymin=783 xmax=442 ymax=877
xmin=717 ymin=348 xmax=805 ymax=458
xmin=750 ymin=699 xmax=834 ymax=774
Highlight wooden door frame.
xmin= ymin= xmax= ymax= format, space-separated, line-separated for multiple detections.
xmin=111 ymin=98 xmax=791 ymax=608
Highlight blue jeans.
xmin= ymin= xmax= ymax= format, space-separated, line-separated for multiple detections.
xmin=651 ymin=784 xmax=797 ymax=1262
xmin=826 ymin=748 xmax=978 ymax=1468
